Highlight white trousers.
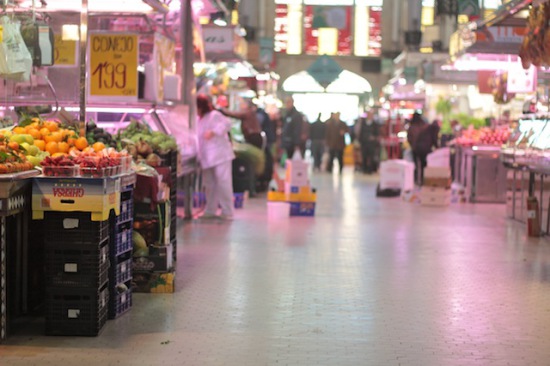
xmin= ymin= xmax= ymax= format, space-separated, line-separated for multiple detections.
xmin=202 ymin=160 xmax=234 ymax=216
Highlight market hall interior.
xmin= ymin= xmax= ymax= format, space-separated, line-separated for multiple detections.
xmin=2 ymin=169 xmax=550 ymax=366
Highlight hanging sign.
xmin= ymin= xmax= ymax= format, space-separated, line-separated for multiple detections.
xmin=53 ymin=34 xmax=77 ymax=66
xmin=89 ymin=33 xmax=138 ymax=98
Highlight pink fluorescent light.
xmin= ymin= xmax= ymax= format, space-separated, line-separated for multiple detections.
xmin=18 ymin=0 xmax=158 ymax=13
xmin=443 ymin=59 xmax=517 ymax=71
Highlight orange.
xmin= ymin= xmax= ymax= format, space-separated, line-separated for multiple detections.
xmin=39 ymin=127 xmax=50 ymax=137
xmin=45 ymin=141 xmax=59 ymax=155
xmin=57 ymin=141 xmax=70 ymax=153
xmin=7 ymin=141 xmax=19 ymax=151
xmin=34 ymin=139 xmax=46 ymax=151
xmin=51 ymin=152 xmax=67 ymax=158
xmin=27 ymin=128 xmax=41 ymax=140
xmin=92 ymin=142 xmax=106 ymax=152
xmin=44 ymin=131 xmax=62 ymax=143
xmin=13 ymin=126 xmax=26 ymax=134
xmin=67 ymin=137 xmax=76 ymax=146
xmin=44 ymin=121 xmax=59 ymax=132
xmin=75 ymin=137 xmax=88 ymax=150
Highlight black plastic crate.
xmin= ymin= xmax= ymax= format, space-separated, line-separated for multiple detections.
xmin=171 ymin=238 xmax=177 ymax=262
xmin=111 ymin=221 xmax=132 ymax=257
xmin=116 ymin=198 xmax=134 ymax=225
xmin=43 ymin=211 xmax=109 ymax=245
xmin=45 ymin=286 xmax=109 ymax=336
xmin=159 ymin=150 xmax=177 ymax=170
xmin=44 ymin=240 xmax=109 ymax=288
xmin=109 ymin=252 xmax=132 ymax=286
xmin=108 ymin=283 xmax=132 ymax=319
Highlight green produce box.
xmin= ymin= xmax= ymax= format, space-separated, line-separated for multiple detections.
xmin=132 ymin=270 xmax=175 ymax=293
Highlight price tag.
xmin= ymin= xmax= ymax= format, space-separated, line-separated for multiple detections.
xmin=53 ymin=34 xmax=77 ymax=66
xmin=89 ymin=33 xmax=138 ymax=98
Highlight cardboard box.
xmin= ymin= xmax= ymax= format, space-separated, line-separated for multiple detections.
xmin=132 ymin=270 xmax=175 ymax=293
xmin=420 ymin=186 xmax=451 ymax=197
xmin=285 ymin=160 xmax=309 ymax=186
xmin=132 ymin=243 xmax=174 ymax=272
xmin=423 ymin=177 xmax=451 ymax=189
xmin=424 ymin=166 xmax=451 ymax=179
xmin=32 ymin=176 xmax=120 ymax=221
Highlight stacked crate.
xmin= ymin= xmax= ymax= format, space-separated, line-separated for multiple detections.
xmin=32 ymin=175 xmax=120 ymax=336
xmin=420 ymin=167 xmax=452 ymax=206
xmin=42 ymin=211 xmax=110 ymax=336
xmin=108 ymin=174 xmax=135 ymax=319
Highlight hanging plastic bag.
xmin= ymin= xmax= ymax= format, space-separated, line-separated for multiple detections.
xmin=0 ymin=16 xmax=32 ymax=81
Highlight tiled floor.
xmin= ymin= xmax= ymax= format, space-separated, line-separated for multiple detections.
xmin=2 ymin=168 xmax=550 ymax=366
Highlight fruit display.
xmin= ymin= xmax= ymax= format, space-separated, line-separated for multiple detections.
xmin=488 ymin=72 xmax=515 ymax=105
xmin=86 ymin=120 xmax=116 ymax=147
xmin=455 ymin=126 xmax=510 ymax=147
xmin=0 ymin=134 xmax=35 ymax=174
xmin=40 ymin=155 xmax=79 ymax=177
xmin=116 ymin=120 xmax=178 ymax=164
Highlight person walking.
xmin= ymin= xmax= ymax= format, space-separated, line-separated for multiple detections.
xmin=196 ymin=94 xmax=235 ymax=220
xmin=407 ymin=112 xmax=428 ymax=185
xmin=309 ymin=113 xmax=326 ymax=171
xmin=219 ymin=99 xmax=263 ymax=149
xmin=281 ymin=96 xmax=308 ymax=159
xmin=356 ymin=110 xmax=380 ymax=174
xmin=325 ymin=112 xmax=348 ymax=174
xmin=412 ymin=119 xmax=441 ymax=185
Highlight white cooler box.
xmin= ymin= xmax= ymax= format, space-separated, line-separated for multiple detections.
xmin=379 ymin=160 xmax=415 ymax=191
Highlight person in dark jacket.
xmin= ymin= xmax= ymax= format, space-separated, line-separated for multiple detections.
xmin=219 ymin=99 xmax=263 ymax=149
xmin=413 ymin=119 xmax=441 ymax=185
xmin=281 ymin=96 xmax=308 ymax=158
xmin=356 ymin=110 xmax=380 ymax=174
xmin=407 ymin=112 xmax=428 ymax=184
xmin=325 ymin=112 xmax=348 ymax=174
xmin=309 ymin=113 xmax=326 ymax=171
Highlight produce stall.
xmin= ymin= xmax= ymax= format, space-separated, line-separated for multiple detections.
xmin=454 ymin=127 xmax=510 ymax=203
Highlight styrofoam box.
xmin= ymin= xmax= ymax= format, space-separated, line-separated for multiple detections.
xmin=424 ymin=166 xmax=451 ymax=179
xmin=379 ymin=160 xmax=415 ymax=191
xmin=285 ymin=160 xmax=309 ymax=187
xmin=427 ymin=147 xmax=450 ymax=167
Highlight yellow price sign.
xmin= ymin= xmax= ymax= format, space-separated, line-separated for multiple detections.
xmin=89 ymin=33 xmax=138 ymax=98
xmin=53 ymin=34 xmax=77 ymax=66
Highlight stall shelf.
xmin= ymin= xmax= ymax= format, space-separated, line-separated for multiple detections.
xmin=0 ymin=169 xmax=40 ymax=343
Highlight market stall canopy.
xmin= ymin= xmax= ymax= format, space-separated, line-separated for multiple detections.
xmin=282 ymin=70 xmax=372 ymax=94
xmin=449 ymin=0 xmax=531 ymax=61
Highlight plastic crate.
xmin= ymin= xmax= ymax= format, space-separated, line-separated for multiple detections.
xmin=111 ymin=221 xmax=132 ymax=257
xmin=116 ymin=195 xmax=134 ymax=225
xmin=109 ymin=253 xmax=132 ymax=286
xmin=289 ymin=202 xmax=316 ymax=217
xmin=43 ymin=211 xmax=109 ymax=245
xmin=108 ymin=284 xmax=132 ymax=319
xmin=45 ymin=286 xmax=109 ymax=336
xmin=44 ymin=240 xmax=109 ymax=288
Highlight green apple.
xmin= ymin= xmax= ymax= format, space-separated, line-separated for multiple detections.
xmin=26 ymin=155 xmax=42 ymax=167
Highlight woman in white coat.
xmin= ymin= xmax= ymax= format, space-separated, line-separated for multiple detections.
xmin=196 ymin=94 xmax=235 ymax=220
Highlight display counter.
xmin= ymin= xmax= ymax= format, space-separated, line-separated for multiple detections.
xmin=458 ymin=146 xmax=507 ymax=203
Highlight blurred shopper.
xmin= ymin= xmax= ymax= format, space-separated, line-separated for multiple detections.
xmin=413 ymin=119 xmax=441 ymax=185
xmin=325 ymin=112 xmax=348 ymax=174
xmin=219 ymin=99 xmax=263 ymax=149
xmin=309 ymin=113 xmax=326 ymax=171
xmin=281 ymin=96 xmax=308 ymax=158
xmin=255 ymin=104 xmax=276 ymax=191
xmin=196 ymin=94 xmax=235 ymax=220
xmin=407 ymin=112 xmax=428 ymax=184
xmin=355 ymin=110 xmax=380 ymax=174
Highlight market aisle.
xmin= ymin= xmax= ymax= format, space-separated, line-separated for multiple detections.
xmin=3 ymin=167 xmax=550 ymax=366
